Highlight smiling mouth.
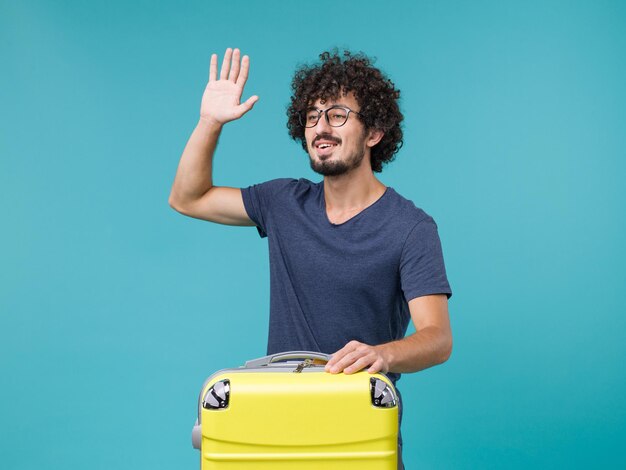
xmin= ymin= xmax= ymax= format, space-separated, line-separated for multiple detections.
xmin=316 ymin=143 xmax=339 ymax=150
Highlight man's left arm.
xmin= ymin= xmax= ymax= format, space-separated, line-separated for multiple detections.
xmin=325 ymin=294 xmax=452 ymax=374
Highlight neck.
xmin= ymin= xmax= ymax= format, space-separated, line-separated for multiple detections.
xmin=323 ymin=159 xmax=386 ymax=212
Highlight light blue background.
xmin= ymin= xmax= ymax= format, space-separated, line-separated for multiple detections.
xmin=2 ymin=1 xmax=625 ymax=468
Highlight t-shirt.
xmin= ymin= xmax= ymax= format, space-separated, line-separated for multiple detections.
xmin=241 ymin=177 xmax=452 ymax=387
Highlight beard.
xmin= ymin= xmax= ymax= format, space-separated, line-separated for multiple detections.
xmin=309 ymin=149 xmax=365 ymax=176
xmin=308 ymin=135 xmax=367 ymax=176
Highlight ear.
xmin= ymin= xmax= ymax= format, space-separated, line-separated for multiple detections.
xmin=366 ymin=128 xmax=384 ymax=148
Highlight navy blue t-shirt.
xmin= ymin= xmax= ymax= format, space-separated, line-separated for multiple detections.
xmin=241 ymin=177 xmax=452 ymax=387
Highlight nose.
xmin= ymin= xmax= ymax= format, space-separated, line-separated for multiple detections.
xmin=314 ymin=111 xmax=332 ymax=133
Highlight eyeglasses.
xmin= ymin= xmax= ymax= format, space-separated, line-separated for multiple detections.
xmin=299 ymin=106 xmax=364 ymax=128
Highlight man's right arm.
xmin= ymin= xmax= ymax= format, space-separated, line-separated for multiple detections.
xmin=168 ymin=48 xmax=258 ymax=226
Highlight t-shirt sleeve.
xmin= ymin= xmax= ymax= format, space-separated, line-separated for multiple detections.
xmin=400 ymin=217 xmax=452 ymax=301
xmin=241 ymin=178 xmax=296 ymax=238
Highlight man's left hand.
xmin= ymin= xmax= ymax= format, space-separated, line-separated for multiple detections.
xmin=325 ymin=340 xmax=390 ymax=374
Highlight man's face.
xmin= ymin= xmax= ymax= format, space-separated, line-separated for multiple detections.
xmin=304 ymin=93 xmax=370 ymax=177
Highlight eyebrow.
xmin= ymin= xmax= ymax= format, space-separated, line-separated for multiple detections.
xmin=308 ymin=103 xmax=349 ymax=110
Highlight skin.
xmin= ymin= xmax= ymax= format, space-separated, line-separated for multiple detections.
xmin=169 ymin=48 xmax=453 ymax=375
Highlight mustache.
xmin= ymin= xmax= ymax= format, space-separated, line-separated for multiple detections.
xmin=312 ymin=134 xmax=342 ymax=146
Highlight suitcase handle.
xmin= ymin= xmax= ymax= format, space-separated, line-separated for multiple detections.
xmin=244 ymin=351 xmax=331 ymax=368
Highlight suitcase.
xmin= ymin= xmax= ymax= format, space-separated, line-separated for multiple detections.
xmin=191 ymin=351 xmax=399 ymax=469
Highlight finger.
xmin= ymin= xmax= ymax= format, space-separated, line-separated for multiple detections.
xmin=367 ymin=359 xmax=383 ymax=374
xmin=325 ymin=347 xmax=349 ymax=370
xmin=344 ymin=354 xmax=376 ymax=375
xmin=209 ymin=54 xmax=217 ymax=82
xmin=229 ymin=48 xmax=241 ymax=82
xmin=329 ymin=350 xmax=366 ymax=373
xmin=235 ymin=95 xmax=259 ymax=116
xmin=220 ymin=48 xmax=232 ymax=80
xmin=236 ymin=55 xmax=251 ymax=86
xmin=245 ymin=95 xmax=259 ymax=107
xmin=325 ymin=341 xmax=361 ymax=371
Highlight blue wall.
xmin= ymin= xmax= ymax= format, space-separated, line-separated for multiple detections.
xmin=2 ymin=1 xmax=625 ymax=468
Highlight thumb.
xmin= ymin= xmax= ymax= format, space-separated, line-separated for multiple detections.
xmin=237 ymin=95 xmax=259 ymax=115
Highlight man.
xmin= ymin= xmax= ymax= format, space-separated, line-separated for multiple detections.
xmin=169 ymin=48 xmax=453 ymax=468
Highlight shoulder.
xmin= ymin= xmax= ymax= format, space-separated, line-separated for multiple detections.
xmin=247 ymin=177 xmax=319 ymax=195
xmin=242 ymin=178 xmax=322 ymax=213
xmin=385 ymin=188 xmax=436 ymax=230
xmin=386 ymin=191 xmax=447 ymax=263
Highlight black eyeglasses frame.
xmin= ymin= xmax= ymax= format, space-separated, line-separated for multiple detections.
xmin=298 ymin=106 xmax=364 ymax=128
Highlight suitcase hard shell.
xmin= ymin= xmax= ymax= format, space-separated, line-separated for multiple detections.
xmin=192 ymin=351 xmax=399 ymax=469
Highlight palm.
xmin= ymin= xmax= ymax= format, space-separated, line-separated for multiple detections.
xmin=200 ymin=48 xmax=258 ymax=125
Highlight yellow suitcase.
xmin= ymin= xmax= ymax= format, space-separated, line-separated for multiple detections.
xmin=192 ymin=351 xmax=399 ymax=469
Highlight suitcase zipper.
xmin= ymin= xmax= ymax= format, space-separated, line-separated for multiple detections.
xmin=293 ymin=358 xmax=313 ymax=373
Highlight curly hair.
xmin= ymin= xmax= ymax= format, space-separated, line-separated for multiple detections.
xmin=286 ymin=50 xmax=403 ymax=173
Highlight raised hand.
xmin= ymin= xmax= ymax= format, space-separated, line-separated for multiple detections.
xmin=199 ymin=48 xmax=259 ymax=126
